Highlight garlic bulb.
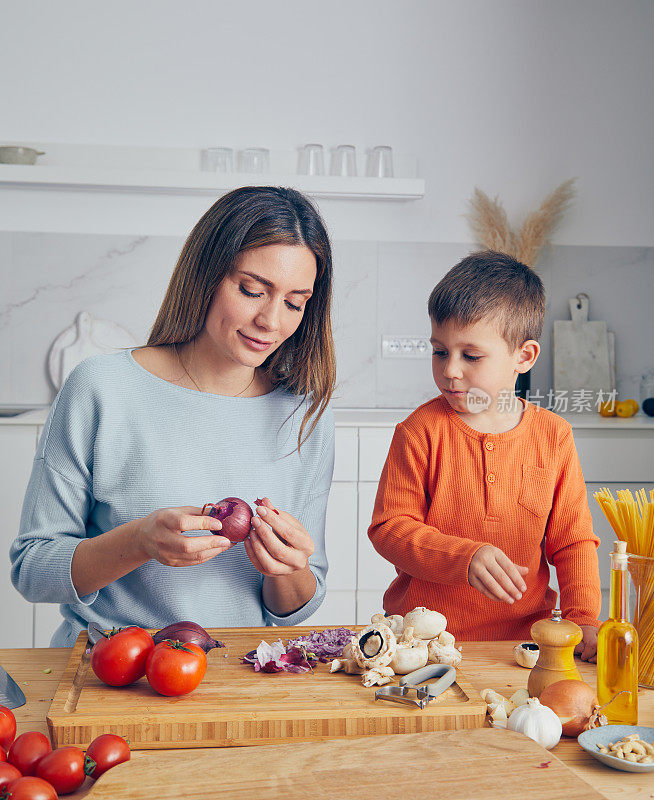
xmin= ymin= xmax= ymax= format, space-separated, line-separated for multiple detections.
xmin=508 ymin=697 xmax=562 ymax=750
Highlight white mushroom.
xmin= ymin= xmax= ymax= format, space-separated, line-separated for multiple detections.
xmin=370 ymin=612 xmax=404 ymax=636
xmin=389 ymin=628 xmax=429 ymax=674
xmin=513 ymin=642 xmax=539 ymax=669
xmin=329 ymin=658 xmax=365 ymax=675
xmin=361 ymin=666 xmax=395 ymax=687
xmin=352 ymin=624 xmax=397 ymax=669
xmin=427 ymin=637 xmax=462 ymax=667
xmin=403 ymin=607 xmax=447 ymax=639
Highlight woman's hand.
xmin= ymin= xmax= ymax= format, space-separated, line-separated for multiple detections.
xmin=244 ymin=497 xmax=314 ymax=576
xmin=468 ymin=544 xmax=529 ymax=603
xmin=137 ymin=506 xmax=234 ymax=566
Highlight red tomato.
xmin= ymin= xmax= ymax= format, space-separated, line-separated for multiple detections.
xmin=4 ymin=776 xmax=57 ymax=800
xmin=8 ymin=732 xmax=51 ymax=777
xmin=0 ymin=763 xmax=22 ymax=790
xmin=0 ymin=706 xmax=16 ymax=752
xmin=35 ymin=746 xmax=85 ymax=795
xmin=84 ymin=734 xmax=130 ymax=779
xmin=145 ymin=639 xmax=207 ymax=696
xmin=90 ymin=626 xmax=154 ymax=686
xmin=0 ymin=749 xmax=6 ymax=762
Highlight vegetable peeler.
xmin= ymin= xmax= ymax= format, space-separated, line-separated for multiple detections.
xmin=374 ymin=664 xmax=456 ymax=710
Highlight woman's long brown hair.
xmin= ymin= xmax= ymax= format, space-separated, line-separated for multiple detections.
xmin=148 ymin=186 xmax=336 ymax=449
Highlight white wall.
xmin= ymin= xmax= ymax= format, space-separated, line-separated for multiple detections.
xmin=1 ymin=0 xmax=652 ymax=245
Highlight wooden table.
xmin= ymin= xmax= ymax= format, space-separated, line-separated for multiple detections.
xmin=2 ymin=641 xmax=652 ymax=799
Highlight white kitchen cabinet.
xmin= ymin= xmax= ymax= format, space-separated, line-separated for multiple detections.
xmin=33 ymin=603 xmax=65 ymax=648
xmin=323 ymin=483 xmax=357 ymax=592
xmin=303 ymin=591 xmax=356 ymax=627
xmin=574 ymin=430 xmax=653 ymax=482
xmin=358 ymin=427 xmax=394 ymax=482
xmin=357 ymin=482 xmax=397 ymax=593
xmin=0 ymin=426 xmax=39 ymax=647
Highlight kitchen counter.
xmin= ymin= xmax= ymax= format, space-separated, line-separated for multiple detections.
xmin=3 ymin=642 xmax=652 ymax=799
xmin=2 ymin=404 xmax=654 ymax=429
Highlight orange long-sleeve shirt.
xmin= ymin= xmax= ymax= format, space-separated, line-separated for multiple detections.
xmin=368 ymin=395 xmax=601 ymax=641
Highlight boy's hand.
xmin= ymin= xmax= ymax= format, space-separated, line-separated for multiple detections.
xmin=468 ymin=545 xmax=529 ymax=603
xmin=575 ymin=625 xmax=598 ymax=663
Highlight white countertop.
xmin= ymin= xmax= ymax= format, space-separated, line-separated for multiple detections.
xmin=2 ymin=404 xmax=654 ymax=430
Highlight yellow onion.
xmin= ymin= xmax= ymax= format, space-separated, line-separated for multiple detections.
xmin=538 ymin=679 xmax=607 ymax=737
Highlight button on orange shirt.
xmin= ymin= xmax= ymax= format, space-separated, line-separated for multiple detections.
xmin=367 ymin=396 xmax=601 ymax=641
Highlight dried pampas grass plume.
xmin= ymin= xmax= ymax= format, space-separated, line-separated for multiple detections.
xmin=466 ymin=178 xmax=576 ymax=267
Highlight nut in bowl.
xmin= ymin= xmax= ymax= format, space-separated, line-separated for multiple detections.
xmin=577 ymin=725 xmax=654 ymax=773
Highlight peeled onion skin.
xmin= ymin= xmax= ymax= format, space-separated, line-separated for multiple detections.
xmin=538 ymin=679 xmax=608 ymax=737
xmin=152 ymin=621 xmax=225 ymax=652
xmin=202 ymin=497 xmax=254 ymax=543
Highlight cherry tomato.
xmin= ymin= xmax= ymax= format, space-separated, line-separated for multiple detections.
xmin=0 ymin=749 xmax=6 ymax=763
xmin=0 ymin=763 xmax=22 ymax=790
xmin=145 ymin=639 xmax=207 ymax=696
xmin=4 ymin=776 xmax=57 ymax=800
xmin=0 ymin=706 xmax=16 ymax=752
xmin=90 ymin=626 xmax=154 ymax=686
xmin=35 ymin=746 xmax=85 ymax=795
xmin=8 ymin=732 xmax=51 ymax=777
xmin=84 ymin=734 xmax=130 ymax=779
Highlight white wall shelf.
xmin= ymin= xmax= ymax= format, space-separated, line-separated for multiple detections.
xmin=0 ymin=143 xmax=425 ymax=201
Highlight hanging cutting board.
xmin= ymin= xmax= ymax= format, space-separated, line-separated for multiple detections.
xmin=47 ymin=311 xmax=138 ymax=390
xmin=84 ymin=727 xmax=603 ymax=799
xmin=553 ymin=295 xmax=614 ymax=396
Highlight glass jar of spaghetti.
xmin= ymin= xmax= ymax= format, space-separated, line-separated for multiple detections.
xmin=628 ymin=553 xmax=654 ymax=688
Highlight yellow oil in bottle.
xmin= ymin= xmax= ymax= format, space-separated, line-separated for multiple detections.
xmin=596 ymin=540 xmax=638 ymax=725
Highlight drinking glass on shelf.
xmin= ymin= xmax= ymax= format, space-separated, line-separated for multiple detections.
xmin=200 ymin=147 xmax=234 ymax=172
xmin=366 ymin=145 xmax=394 ymax=177
xmin=237 ymin=148 xmax=270 ymax=173
xmin=329 ymin=145 xmax=357 ymax=177
xmin=297 ymin=143 xmax=325 ymax=175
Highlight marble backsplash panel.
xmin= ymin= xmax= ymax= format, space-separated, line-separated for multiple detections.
xmin=1 ymin=233 xmax=652 ymax=408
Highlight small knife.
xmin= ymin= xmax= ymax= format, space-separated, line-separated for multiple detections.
xmin=0 ymin=663 xmax=26 ymax=710
xmin=63 ymin=622 xmax=106 ymax=714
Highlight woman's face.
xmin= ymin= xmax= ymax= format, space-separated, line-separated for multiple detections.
xmin=200 ymin=243 xmax=317 ymax=369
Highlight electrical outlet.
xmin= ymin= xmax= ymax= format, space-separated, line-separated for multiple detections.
xmin=381 ymin=335 xmax=431 ymax=359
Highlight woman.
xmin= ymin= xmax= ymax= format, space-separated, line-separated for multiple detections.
xmin=10 ymin=186 xmax=336 ymax=646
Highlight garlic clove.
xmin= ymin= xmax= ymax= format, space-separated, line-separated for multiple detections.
xmin=509 ymin=688 xmax=530 ymax=707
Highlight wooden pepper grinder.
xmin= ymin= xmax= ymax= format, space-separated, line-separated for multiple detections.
xmin=527 ymin=608 xmax=583 ymax=697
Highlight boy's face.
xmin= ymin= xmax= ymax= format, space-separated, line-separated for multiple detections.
xmin=430 ymin=317 xmax=538 ymax=416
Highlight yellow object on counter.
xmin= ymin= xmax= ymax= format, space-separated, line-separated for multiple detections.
xmin=594 ymin=487 xmax=654 ymax=688
xmin=597 ymin=541 xmax=638 ymax=724
xmin=616 ymin=399 xmax=639 ymax=418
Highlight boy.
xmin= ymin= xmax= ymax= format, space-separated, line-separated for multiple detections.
xmin=368 ymin=251 xmax=601 ymax=661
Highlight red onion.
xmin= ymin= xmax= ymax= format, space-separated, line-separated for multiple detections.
xmin=202 ymin=497 xmax=254 ymax=542
xmin=152 ymin=621 xmax=224 ymax=652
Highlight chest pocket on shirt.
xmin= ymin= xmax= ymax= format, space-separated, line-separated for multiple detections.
xmin=518 ymin=465 xmax=556 ymax=518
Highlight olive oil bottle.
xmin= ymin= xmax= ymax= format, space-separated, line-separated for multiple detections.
xmin=597 ymin=540 xmax=638 ymax=724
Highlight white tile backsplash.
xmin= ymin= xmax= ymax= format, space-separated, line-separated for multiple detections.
xmin=1 ymin=232 xmax=652 ymax=408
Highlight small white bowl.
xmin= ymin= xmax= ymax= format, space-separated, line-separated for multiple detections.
xmin=0 ymin=146 xmax=45 ymax=165
xmin=578 ymin=725 xmax=654 ymax=773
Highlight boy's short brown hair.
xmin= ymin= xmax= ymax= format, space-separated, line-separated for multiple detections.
xmin=427 ymin=250 xmax=545 ymax=350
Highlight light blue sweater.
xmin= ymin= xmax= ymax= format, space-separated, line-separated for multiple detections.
xmin=10 ymin=350 xmax=334 ymax=646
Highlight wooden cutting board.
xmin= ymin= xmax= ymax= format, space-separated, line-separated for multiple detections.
xmin=84 ymin=728 xmax=603 ymax=799
xmin=47 ymin=627 xmax=486 ymax=750
xmin=553 ymin=295 xmax=614 ymax=396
